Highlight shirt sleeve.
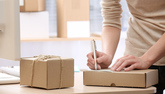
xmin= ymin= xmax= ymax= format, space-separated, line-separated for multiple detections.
xmin=101 ymin=0 xmax=122 ymax=29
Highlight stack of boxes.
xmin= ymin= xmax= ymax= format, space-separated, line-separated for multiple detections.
xmin=20 ymin=0 xmax=90 ymax=39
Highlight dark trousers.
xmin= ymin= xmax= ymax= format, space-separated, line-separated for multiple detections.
xmin=149 ymin=65 xmax=165 ymax=94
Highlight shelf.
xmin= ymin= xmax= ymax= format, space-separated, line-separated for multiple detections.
xmin=21 ymin=37 xmax=101 ymax=42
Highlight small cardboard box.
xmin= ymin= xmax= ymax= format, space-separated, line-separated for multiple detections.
xmin=20 ymin=56 xmax=74 ymax=89
xmin=56 ymin=0 xmax=90 ymax=38
xmin=20 ymin=11 xmax=49 ymax=39
xmin=20 ymin=0 xmax=46 ymax=12
xmin=83 ymin=69 xmax=158 ymax=88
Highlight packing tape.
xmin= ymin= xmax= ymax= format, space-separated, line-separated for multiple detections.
xmin=30 ymin=55 xmax=64 ymax=89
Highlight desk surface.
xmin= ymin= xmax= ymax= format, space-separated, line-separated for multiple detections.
xmin=0 ymin=72 xmax=156 ymax=94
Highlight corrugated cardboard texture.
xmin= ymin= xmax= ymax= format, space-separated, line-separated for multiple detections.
xmin=20 ymin=57 xmax=74 ymax=89
xmin=20 ymin=0 xmax=46 ymax=12
xmin=83 ymin=69 xmax=158 ymax=88
xmin=56 ymin=0 xmax=90 ymax=38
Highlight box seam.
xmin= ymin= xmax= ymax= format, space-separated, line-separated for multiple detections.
xmin=145 ymin=73 xmax=147 ymax=88
xmin=83 ymin=71 xmax=86 ymax=85
xmin=46 ymin=60 xmax=48 ymax=89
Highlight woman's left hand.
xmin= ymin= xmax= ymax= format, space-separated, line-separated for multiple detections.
xmin=111 ymin=55 xmax=152 ymax=71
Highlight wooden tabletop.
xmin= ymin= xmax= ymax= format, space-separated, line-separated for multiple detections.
xmin=0 ymin=72 xmax=156 ymax=94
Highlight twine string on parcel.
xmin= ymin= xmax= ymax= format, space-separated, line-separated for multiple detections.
xmin=30 ymin=55 xmax=64 ymax=88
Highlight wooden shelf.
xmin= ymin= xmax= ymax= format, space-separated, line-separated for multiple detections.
xmin=21 ymin=37 xmax=101 ymax=42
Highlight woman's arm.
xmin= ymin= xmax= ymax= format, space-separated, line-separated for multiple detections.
xmin=101 ymin=26 xmax=121 ymax=68
xmin=111 ymin=33 xmax=165 ymax=71
xmin=100 ymin=0 xmax=122 ymax=68
xmin=142 ymin=33 xmax=165 ymax=66
xmin=87 ymin=0 xmax=122 ymax=69
xmin=87 ymin=26 xmax=121 ymax=69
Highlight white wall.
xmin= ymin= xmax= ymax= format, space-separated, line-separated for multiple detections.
xmin=0 ymin=0 xmax=128 ymax=69
xmin=0 ymin=32 xmax=126 ymax=69
xmin=21 ymin=40 xmax=102 ymax=69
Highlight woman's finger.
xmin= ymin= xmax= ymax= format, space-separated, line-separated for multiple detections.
xmin=116 ymin=59 xmax=136 ymax=71
xmin=87 ymin=52 xmax=95 ymax=64
xmin=124 ymin=64 xmax=137 ymax=71
xmin=111 ymin=56 xmax=134 ymax=71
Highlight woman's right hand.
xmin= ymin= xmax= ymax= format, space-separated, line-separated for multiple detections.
xmin=86 ymin=51 xmax=112 ymax=70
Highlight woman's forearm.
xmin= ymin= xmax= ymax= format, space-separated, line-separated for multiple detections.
xmin=102 ymin=26 xmax=121 ymax=62
xmin=142 ymin=33 xmax=165 ymax=65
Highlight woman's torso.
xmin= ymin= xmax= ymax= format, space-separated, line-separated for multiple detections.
xmin=124 ymin=0 xmax=165 ymax=65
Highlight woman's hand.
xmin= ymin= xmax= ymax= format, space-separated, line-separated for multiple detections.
xmin=111 ymin=55 xmax=152 ymax=71
xmin=87 ymin=51 xmax=112 ymax=70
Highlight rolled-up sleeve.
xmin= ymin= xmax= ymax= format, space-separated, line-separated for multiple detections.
xmin=101 ymin=0 xmax=122 ymax=29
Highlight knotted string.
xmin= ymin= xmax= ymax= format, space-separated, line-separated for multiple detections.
xmin=30 ymin=55 xmax=63 ymax=88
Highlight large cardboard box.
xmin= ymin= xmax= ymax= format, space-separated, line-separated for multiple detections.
xmin=20 ymin=56 xmax=74 ymax=89
xmin=56 ymin=0 xmax=90 ymax=38
xmin=20 ymin=0 xmax=46 ymax=12
xmin=20 ymin=11 xmax=49 ymax=39
xmin=83 ymin=69 xmax=158 ymax=88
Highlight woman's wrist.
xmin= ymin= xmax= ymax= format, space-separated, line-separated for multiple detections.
xmin=140 ymin=54 xmax=155 ymax=67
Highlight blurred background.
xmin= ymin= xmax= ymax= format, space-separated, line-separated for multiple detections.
xmin=0 ymin=0 xmax=130 ymax=70
xmin=46 ymin=0 xmax=130 ymax=36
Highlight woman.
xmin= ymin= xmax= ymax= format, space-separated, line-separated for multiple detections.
xmin=87 ymin=0 xmax=165 ymax=94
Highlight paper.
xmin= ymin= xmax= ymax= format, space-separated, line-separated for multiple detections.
xmin=0 ymin=66 xmax=20 ymax=77
xmin=0 ymin=73 xmax=20 ymax=84
xmin=88 ymin=69 xmax=115 ymax=72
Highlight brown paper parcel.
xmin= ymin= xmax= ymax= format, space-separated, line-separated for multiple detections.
xmin=83 ymin=69 xmax=158 ymax=88
xmin=20 ymin=56 xmax=74 ymax=89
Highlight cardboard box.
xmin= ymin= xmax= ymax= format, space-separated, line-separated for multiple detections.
xmin=20 ymin=0 xmax=46 ymax=12
xmin=20 ymin=56 xmax=74 ymax=89
xmin=20 ymin=11 xmax=49 ymax=39
xmin=56 ymin=0 xmax=90 ymax=38
xmin=83 ymin=69 xmax=158 ymax=88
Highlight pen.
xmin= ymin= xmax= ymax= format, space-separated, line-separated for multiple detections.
xmin=91 ymin=39 xmax=97 ymax=70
